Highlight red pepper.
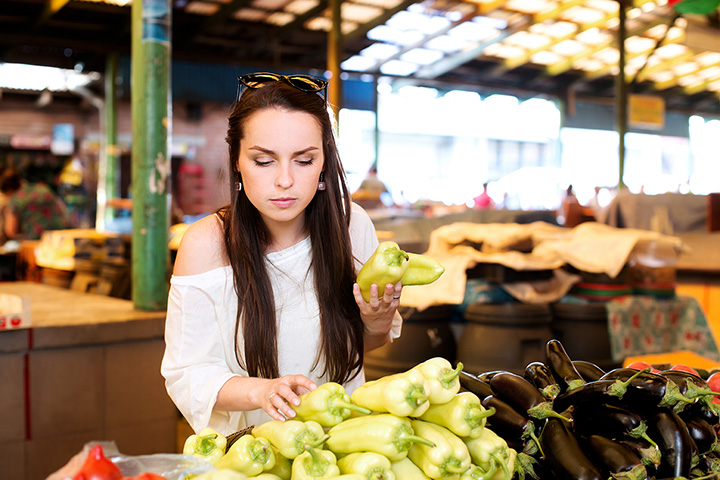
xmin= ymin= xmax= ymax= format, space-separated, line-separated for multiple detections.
xmin=73 ymin=445 xmax=123 ymax=480
xmin=122 ymin=474 xmax=168 ymax=480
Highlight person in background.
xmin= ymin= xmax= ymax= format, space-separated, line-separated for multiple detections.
xmin=0 ymin=166 xmax=70 ymax=240
xmin=161 ymin=73 xmax=403 ymax=435
xmin=358 ymin=165 xmax=389 ymax=194
xmin=353 ymin=165 xmax=390 ymax=209
xmin=472 ymin=182 xmax=495 ymax=210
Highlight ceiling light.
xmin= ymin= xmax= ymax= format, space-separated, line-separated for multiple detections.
xmin=368 ymin=25 xmax=425 ymax=45
xmin=699 ymin=66 xmax=720 ymax=80
xmin=584 ymin=0 xmax=618 ymax=13
xmin=252 ymin=0 xmax=289 ymax=9
xmin=506 ymin=0 xmax=557 ymax=15
xmin=387 ymin=11 xmax=451 ymax=35
xmin=359 ymin=0 xmax=404 ymax=7
xmin=400 ymin=48 xmax=444 ymax=65
xmin=379 ymin=60 xmax=419 ymax=76
xmin=234 ymin=8 xmax=268 ymax=21
xmin=360 ymin=43 xmax=402 ymax=59
xmin=397 ymin=85 xmax=439 ymax=98
xmin=473 ymin=15 xmax=509 ymax=30
xmin=672 ymin=61 xmax=699 ymax=76
xmin=186 ymin=1 xmax=221 ymax=14
xmin=530 ymin=20 xmax=577 ymax=39
xmin=625 ymin=35 xmax=657 ymax=54
xmin=443 ymin=90 xmax=482 ymax=102
xmin=484 ymin=43 xmax=527 ymax=59
xmin=505 ymin=31 xmax=552 ymax=49
xmin=531 ymin=50 xmax=565 ymax=64
xmin=284 ymin=0 xmax=318 ymax=15
xmin=561 ymin=6 xmax=608 ymax=27
xmin=551 ymin=39 xmax=586 ymax=56
xmin=574 ymin=28 xmax=612 ymax=46
xmin=341 ymin=55 xmax=378 ymax=71
xmin=266 ymin=11 xmax=295 ymax=25
xmin=0 ymin=63 xmax=95 ymax=92
xmin=424 ymin=35 xmax=470 ymax=53
xmin=696 ymin=52 xmax=720 ymax=67
xmin=655 ymin=43 xmax=689 ymax=59
xmin=342 ymin=3 xmax=384 ymax=23
xmin=448 ymin=21 xmax=500 ymax=42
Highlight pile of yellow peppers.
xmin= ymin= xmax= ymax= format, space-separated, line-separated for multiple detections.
xmin=183 ymin=357 xmax=518 ymax=480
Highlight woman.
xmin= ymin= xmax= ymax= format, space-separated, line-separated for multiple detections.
xmin=161 ymin=73 xmax=403 ymax=435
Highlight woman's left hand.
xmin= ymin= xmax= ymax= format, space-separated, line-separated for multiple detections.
xmin=353 ymin=281 xmax=401 ymax=338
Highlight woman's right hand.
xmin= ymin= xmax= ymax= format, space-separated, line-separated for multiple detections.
xmin=261 ymin=374 xmax=317 ymax=421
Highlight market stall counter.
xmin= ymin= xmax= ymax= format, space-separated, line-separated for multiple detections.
xmin=0 ymin=282 xmax=175 ymax=480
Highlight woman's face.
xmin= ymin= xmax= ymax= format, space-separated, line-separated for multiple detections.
xmin=238 ymin=107 xmax=325 ymax=231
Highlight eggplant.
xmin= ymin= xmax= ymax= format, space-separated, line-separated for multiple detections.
xmin=481 ymin=394 xmax=541 ymax=452
xmin=459 ymin=370 xmax=493 ymax=399
xmin=647 ymin=407 xmax=694 ymax=479
xmin=620 ymin=437 xmax=662 ymax=475
xmin=524 ymin=361 xmax=561 ymax=400
xmin=476 ymin=369 xmax=508 ymax=383
xmin=599 ymin=367 xmax=694 ymax=409
xmin=583 ymin=434 xmax=647 ymax=480
xmin=573 ymin=403 xmax=657 ymax=447
xmin=540 ymin=416 xmax=603 ymax=480
xmin=681 ymin=399 xmax=720 ymax=426
xmin=661 ymin=369 xmax=720 ymax=403
xmin=553 ymin=368 xmax=683 ymax=412
xmin=684 ymin=416 xmax=718 ymax=454
xmin=546 ymin=339 xmax=585 ymax=391
xmin=572 ymin=360 xmax=606 ymax=382
xmin=489 ymin=371 xmax=568 ymax=422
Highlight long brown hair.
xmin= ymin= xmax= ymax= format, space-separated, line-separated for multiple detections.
xmin=220 ymin=80 xmax=364 ymax=384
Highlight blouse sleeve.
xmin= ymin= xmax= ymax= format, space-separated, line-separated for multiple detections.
xmin=161 ymin=270 xmax=244 ymax=435
xmin=349 ymin=203 xmax=403 ymax=342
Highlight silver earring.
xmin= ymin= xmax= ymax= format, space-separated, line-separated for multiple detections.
xmin=317 ymin=173 xmax=326 ymax=191
xmin=235 ymin=181 xmax=242 ymax=191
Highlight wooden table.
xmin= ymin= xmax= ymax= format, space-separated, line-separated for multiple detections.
xmin=0 ymin=282 xmax=175 ymax=480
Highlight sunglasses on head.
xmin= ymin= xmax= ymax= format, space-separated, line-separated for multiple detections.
xmin=238 ymin=72 xmax=328 ymax=102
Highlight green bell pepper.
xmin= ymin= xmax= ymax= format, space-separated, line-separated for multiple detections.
xmin=412 ymin=357 xmax=463 ymax=405
xmin=408 ymin=419 xmax=472 ymax=479
xmin=290 ymin=447 xmax=340 ymax=480
xmin=266 ymin=448 xmax=292 ymax=480
xmin=215 ymin=434 xmax=276 ymax=476
xmin=337 ymin=452 xmax=396 ymax=480
xmin=183 ymin=427 xmax=228 ymax=465
xmin=419 ymin=392 xmax=495 ymax=439
xmin=350 ymin=369 xmax=431 ymax=417
xmin=390 ymin=457 xmax=432 ymax=480
xmin=252 ymin=420 xmax=329 ymax=459
xmin=356 ymin=241 xmax=409 ymax=302
xmin=190 ymin=469 xmax=249 ymax=480
xmin=401 ymin=253 xmax=445 ymax=286
xmin=326 ymin=413 xmax=435 ymax=461
xmin=462 ymin=428 xmax=514 ymax=480
xmin=293 ymin=382 xmax=372 ymax=427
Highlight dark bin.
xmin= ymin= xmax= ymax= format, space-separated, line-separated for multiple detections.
xmin=457 ymin=303 xmax=554 ymax=376
xmin=363 ymin=305 xmax=456 ymax=381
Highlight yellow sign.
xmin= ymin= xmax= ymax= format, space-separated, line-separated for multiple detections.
xmin=629 ymin=94 xmax=665 ymax=130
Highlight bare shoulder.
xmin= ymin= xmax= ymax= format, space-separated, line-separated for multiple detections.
xmin=173 ymin=214 xmax=228 ymax=275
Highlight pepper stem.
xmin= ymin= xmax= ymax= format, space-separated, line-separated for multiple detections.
xmin=197 ymin=433 xmax=220 ymax=455
xmin=303 ymin=446 xmax=330 ymax=477
xmin=467 ymin=406 xmax=496 ymax=429
xmin=491 ymin=452 xmax=511 ymax=480
xmin=307 ymin=434 xmax=331 ymax=449
xmin=629 ymin=422 xmax=658 ymax=450
xmin=607 ymin=367 xmax=650 ymax=398
xmin=401 ymin=434 xmax=436 ymax=449
xmin=406 ymin=385 xmax=428 ymax=408
xmin=521 ymin=422 xmax=544 ymax=459
xmin=443 ymin=461 xmax=468 ymax=474
xmin=527 ymin=401 xmax=571 ymax=423
xmin=331 ymin=398 xmax=372 ymax=416
xmin=439 ymin=362 xmax=464 ymax=389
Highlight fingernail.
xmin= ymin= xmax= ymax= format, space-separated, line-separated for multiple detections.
xmin=287 ymin=410 xmax=296 ymax=417
xmin=293 ymin=398 xmax=300 ymax=406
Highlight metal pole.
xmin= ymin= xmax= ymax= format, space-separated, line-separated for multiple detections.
xmin=131 ymin=0 xmax=171 ymax=310
xmin=327 ymin=0 xmax=342 ymax=120
xmin=616 ymin=0 xmax=628 ymax=190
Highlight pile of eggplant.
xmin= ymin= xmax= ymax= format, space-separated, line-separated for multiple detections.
xmin=459 ymin=339 xmax=720 ymax=480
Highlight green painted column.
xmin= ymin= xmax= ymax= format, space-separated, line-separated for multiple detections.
xmin=104 ymin=53 xmax=119 ymax=226
xmin=131 ymin=0 xmax=171 ymax=310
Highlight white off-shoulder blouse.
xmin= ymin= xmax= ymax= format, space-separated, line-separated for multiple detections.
xmin=161 ymin=203 xmax=402 ymax=435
